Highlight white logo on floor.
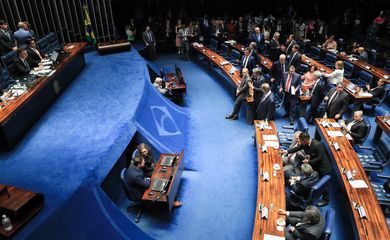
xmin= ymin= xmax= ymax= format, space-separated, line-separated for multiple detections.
xmin=150 ymin=106 xmax=181 ymax=136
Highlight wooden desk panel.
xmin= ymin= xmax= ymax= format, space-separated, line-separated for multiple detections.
xmin=142 ymin=151 xmax=184 ymax=212
xmin=0 ymin=43 xmax=87 ymax=149
xmin=192 ymin=44 xmax=241 ymax=87
xmin=373 ymin=116 xmax=390 ymax=143
xmin=314 ymin=118 xmax=390 ymax=240
xmin=253 ymin=120 xmax=285 ymax=240
xmin=0 ymin=184 xmax=44 ymax=239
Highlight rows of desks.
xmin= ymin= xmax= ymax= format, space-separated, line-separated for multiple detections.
xmin=0 ymin=42 xmax=86 ymax=150
xmin=314 ymin=118 xmax=390 ymax=240
xmin=253 ymin=120 xmax=285 ymax=240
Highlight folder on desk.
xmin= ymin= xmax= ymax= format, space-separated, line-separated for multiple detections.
xmin=42 ymin=61 xmax=53 ymax=66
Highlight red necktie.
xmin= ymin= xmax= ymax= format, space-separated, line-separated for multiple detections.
xmin=285 ymin=74 xmax=292 ymax=92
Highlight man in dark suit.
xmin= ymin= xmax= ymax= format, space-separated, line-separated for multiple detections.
xmin=287 ymin=44 xmax=302 ymax=70
xmin=269 ymin=32 xmax=282 ymax=61
xmin=250 ymin=83 xmax=275 ymax=120
xmin=12 ymin=48 xmax=35 ymax=78
xmin=307 ymin=72 xmax=325 ymax=123
xmin=365 ymin=78 xmax=387 ymax=105
xmin=142 ymin=26 xmax=157 ymax=60
xmin=278 ymin=205 xmax=325 ymax=240
xmin=226 ymin=68 xmax=251 ymax=120
xmin=240 ymin=48 xmax=256 ymax=75
xmin=26 ymin=38 xmax=45 ymax=68
xmin=323 ymin=83 xmax=349 ymax=120
xmin=249 ymin=27 xmax=265 ymax=53
xmin=13 ymin=22 xmax=32 ymax=47
xmin=340 ymin=110 xmax=368 ymax=145
xmin=285 ymin=34 xmax=297 ymax=55
xmin=270 ymin=54 xmax=287 ymax=92
xmin=126 ymin=158 xmax=151 ymax=202
xmin=280 ymin=65 xmax=301 ymax=124
xmin=283 ymin=132 xmax=331 ymax=206
xmin=287 ymin=163 xmax=320 ymax=210
xmin=0 ymin=20 xmax=16 ymax=54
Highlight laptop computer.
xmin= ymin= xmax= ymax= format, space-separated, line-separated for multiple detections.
xmin=50 ymin=50 xmax=60 ymax=62
xmin=151 ymin=178 xmax=169 ymax=192
xmin=160 ymin=155 xmax=175 ymax=167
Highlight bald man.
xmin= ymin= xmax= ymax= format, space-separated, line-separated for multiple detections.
xmin=340 ymin=110 xmax=368 ymax=145
xmin=13 ymin=21 xmax=31 ymax=46
xmin=250 ymin=83 xmax=275 ymax=120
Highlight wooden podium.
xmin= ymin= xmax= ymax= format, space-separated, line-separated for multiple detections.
xmin=0 ymin=184 xmax=44 ymax=239
xmin=97 ymin=39 xmax=131 ymax=55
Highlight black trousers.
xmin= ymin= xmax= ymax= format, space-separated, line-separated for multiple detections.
xmin=147 ymin=44 xmax=156 ymax=60
xmin=283 ymin=93 xmax=297 ymax=120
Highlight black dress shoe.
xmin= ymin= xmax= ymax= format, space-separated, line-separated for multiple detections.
xmin=230 ymin=115 xmax=239 ymax=120
xmin=225 ymin=115 xmax=232 ymax=119
xmin=317 ymin=199 xmax=329 ymax=207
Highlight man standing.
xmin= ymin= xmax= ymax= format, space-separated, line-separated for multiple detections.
xmin=280 ymin=65 xmax=301 ymax=125
xmin=143 ymin=26 xmax=157 ymax=60
xmin=240 ymin=48 xmax=256 ymax=75
xmin=252 ymin=83 xmax=275 ymax=120
xmin=282 ymin=132 xmax=331 ymax=206
xmin=287 ymin=44 xmax=301 ymax=70
xmin=0 ymin=20 xmax=16 ymax=54
xmin=226 ymin=68 xmax=252 ymax=120
xmin=270 ymin=54 xmax=287 ymax=92
xmin=269 ymin=32 xmax=281 ymax=61
xmin=178 ymin=24 xmax=190 ymax=61
xmin=307 ymin=71 xmax=325 ymax=124
xmin=323 ymin=83 xmax=348 ymax=120
xmin=13 ymin=22 xmax=32 ymax=47
xmin=249 ymin=27 xmax=265 ymax=53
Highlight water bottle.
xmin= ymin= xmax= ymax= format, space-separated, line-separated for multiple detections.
xmin=265 ymin=118 xmax=268 ymax=127
xmin=323 ymin=112 xmax=328 ymax=119
xmin=2 ymin=214 xmax=13 ymax=231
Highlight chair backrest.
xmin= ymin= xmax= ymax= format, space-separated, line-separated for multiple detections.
xmin=368 ymin=50 xmax=377 ymax=65
xmin=308 ymin=175 xmax=331 ymax=202
xmin=230 ymin=49 xmax=241 ymax=60
xmin=384 ymin=59 xmax=390 ymax=73
xmin=360 ymin=117 xmax=371 ymax=145
xmin=343 ymin=61 xmax=354 ymax=75
xmin=325 ymin=53 xmax=337 ymax=66
xmin=1 ymin=51 xmax=17 ymax=71
xmin=375 ymin=87 xmax=389 ymax=107
xmin=210 ymin=39 xmax=218 ymax=50
xmin=220 ymin=43 xmax=228 ymax=56
xmin=46 ymin=32 xmax=60 ymax=50
xmin=299 ymin=64 xmax=309 ymax=74
xmin=310 ymin=46 xmax=321 ymax=58
xmin=36 ymin=37 xmax=51 ymax=54
xmin=132 ymin=148 xmax=139 ymax=160
xmin=376 ymin=139 xmax=390 ymax=164
xmin=0 ymin=69 xmax=11 ymax=89
xmin=120 ymin=168 xmax=133 ymax=200
xmin=322 ymin=208 xmax=335 ymax=240
xmin=358 ymin=71 xmax=373 ymax=85
xmin=298 ymin=117 xmax=309 ymax=132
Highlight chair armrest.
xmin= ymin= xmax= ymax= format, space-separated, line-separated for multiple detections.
xmin=386 ymin=193 xmax=390 ymax=198
xmin=282 ymin=125 xmax=295 ymax=129
xmin=356 ymin=145 xmax=375 ymax=151
xmin=367 ymin=161 xmax=384 ymax=166
xmin=377 ymin=174 xmax=390 ymax=180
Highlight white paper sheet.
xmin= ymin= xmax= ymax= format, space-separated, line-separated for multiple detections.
xmin=264 ymin=234 xmax=285 ymax=240
xmin=263 ymin=135 xmax=278 ymax=141
xmin=264 ymin=141 xmax=279 ymax=149
xmin=349 ymin=180 xmax=369 ymax=188
xmin=326 ymin=131 xmax=344 ymax=137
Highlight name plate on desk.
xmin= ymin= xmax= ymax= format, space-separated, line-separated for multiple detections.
xmin=261 ymin=207 xmax=269 ymax=219
xmin=345 ymin=170 xmax=354 ymax=181
xmin=357 ymin=206 xmax=367 ymax=219
xmin=262 ymin=171 xmax=269 ymax=181
xmin=261 ymin=145 xmax=267 ymax=153
xmin=229 ymin=67 xmax=237 ymax=75
xmin=333 ymin=142 xmax=340 ymax=151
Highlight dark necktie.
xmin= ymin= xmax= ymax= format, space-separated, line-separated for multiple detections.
xmin=328 ymin=92 xmax=339 ymax=108
xmin=148 ymin=32 xmax=152 ymax=42
xmin=23 ymin=59 xmax=30 ymax=69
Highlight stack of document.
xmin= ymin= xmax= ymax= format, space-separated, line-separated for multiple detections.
xmin=220 ymin=61 xmax=229 ymax=66
xmin=326 ymin=131 xmax=344 ymax=137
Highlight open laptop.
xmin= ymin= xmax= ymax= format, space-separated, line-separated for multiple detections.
xmin=160 ymin=155 xmax=175 ymax=167
xmin=151 ymin=178 xmax=169 ymax=192
xmin=50 ymin=50 xmax=60 ymax=63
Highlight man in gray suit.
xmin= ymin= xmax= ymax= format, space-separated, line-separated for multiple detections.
xmin=142 ymin=26 xmax=157 ymax=60
xmin=226 ymin=68 xmax=252 ymax=120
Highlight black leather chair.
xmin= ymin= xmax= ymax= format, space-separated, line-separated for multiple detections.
xmin=120 ymin=168 xmax=142 ymax=223
xmin=36 ymin=37 xmax=52 ymax=54
xmin=46 ymin=32 xmax=61 ymax=50
xmin=356 ymin=139 xmax=390 ymax=172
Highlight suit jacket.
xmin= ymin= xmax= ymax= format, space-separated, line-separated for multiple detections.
xmin=346 ymin=119 xmax=368 ymax=145
xmin=287 ymin=211 xmax=325 ymax=240
xmin=0 ymin=29 xmax=15 ymax=53
xmin=270 ymin=61 xmax=287 ymax=85
xmin=249 ymin=32 xmax=265 ymax=52
xmin=288 ymin=139 xmax=331 ymax=176
xmin=291 ymin=171 xmax=320 ymax=199
xmin=142 ymin=31 xmax=156 ymax=45
xmin=310 ymin=80 xmax=325 ymax=107
xmin=285 ymin=39 xmax=297 ymax=55
xmin=369 ymin=85 xmax=386 ymax=101
xmin=255 ymin=92 xmax=275 ymax=120
xmin=237 ymin=75 xmax=251 ymax=98
xmin=13 ymin=28 xmax=32 ymax=46
xmin=281 ymin=72 xmax=301 ymax=96
xmin=126 ymin=167 xmax=150 ymax=202
xmin=287 ymin=51 xmax=302 ymax=70
xmin=12 ymin=57 xmax=31 ymax=78
xmin=27 ymin=47 xmax=44 ymax=68
xmin=241 ymin=55 xmax=256 ymax=75
xmin=325 ymin=88 xmax=349 ymax=118
xmin=268 ymin=38 xmax=281 ymax=61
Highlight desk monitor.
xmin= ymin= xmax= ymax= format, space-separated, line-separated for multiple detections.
xmin=161 ymin=155 xmax=175 ymax=167
xmin=151 ymin=178 xmax=169 ymax=192
xmin=50 ymin=50 xmax=60 ymax=62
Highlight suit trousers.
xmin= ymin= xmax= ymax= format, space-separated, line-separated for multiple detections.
xmin=147 ymin=44 xmax=156 ymax=60
xmin=231 ymin=94 xmax=247 ymax=117
xmin=283 ymin=92 xmax=297 ymax=120
xmin=181 ymin=41 xmax=190 ymax=60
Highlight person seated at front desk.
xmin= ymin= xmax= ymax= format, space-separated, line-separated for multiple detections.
xmin=286 ymin=163 xmax=320 ymax=210
xmin=132 ymin=143 xmax=155 ymax=177
xmin=126 ymin=157 xmax=151 ymax=203
xmin=12 ymin=48 xmax=43 ymax=78
xmin=352 ymin=47 xmax=368 ymax=62
xmin=339 ymin=110 xmax=368 ymax=145
xmin=153 ymin=77 xmax=172 ymax=97
xmin=365 ymin=78 xmax=387 ymax=105
xmin=26 ymin=38 xmax=47 ymax=67
xmin=278 ymin=205 xmax=325 ymax=240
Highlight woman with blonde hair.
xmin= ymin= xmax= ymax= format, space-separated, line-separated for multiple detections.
xmin=322 ymin=61 xmax=344 ymax=85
